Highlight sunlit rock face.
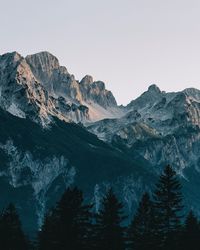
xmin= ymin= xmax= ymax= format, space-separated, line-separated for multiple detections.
xmin=0 ymin=51 xmax=121 ymax=124
xmin=0 ymin=52 xmax=50 ymax=123
xmin=6 ymin=52 xmax=122 ymax=123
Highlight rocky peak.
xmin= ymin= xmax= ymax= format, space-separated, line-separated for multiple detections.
xmin=0 ymin=51 xmax=22 ymax=60
xmin=25 ymin=52 xmax=63 ymax=84
xmin=0 ymin=51 xmax=23 ymax=70
xmin=147 ymin=84 xmax=161 ymax=94
xmin=92 ymin=81 xmax=106 ymax=91
xmin=79 ymin=75 xmax=117 ymax=109
xmin=80 ymin=79 xmax=117 ymax=108
xmin=183 ymin=88 xmax=200 ymax=102
xmin=0 ymin=51 xmax=53 ymax=123
xmin=80 ymin=75 xmax=94 ymax=85
xmin=0 ymin=51 xmax=122 ymax=123
xmin=26 ymin=51 xmax=60 ymax=72
xmin=126 ymin=84 xmax=163 ymax=111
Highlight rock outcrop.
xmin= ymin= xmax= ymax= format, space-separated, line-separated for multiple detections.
xmin=0 ymin=51 xmax=122 ymax=124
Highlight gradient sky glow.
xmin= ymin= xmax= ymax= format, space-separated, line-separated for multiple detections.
xmin=1 ymin=0 xmax=200 ymax=104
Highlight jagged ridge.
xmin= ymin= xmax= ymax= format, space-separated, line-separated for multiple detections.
xmin=0 ymin=51 xmax=122 ymax=125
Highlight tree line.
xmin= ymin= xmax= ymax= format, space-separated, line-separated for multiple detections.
xmin=0 ymin=165 xmax=200 ymax=250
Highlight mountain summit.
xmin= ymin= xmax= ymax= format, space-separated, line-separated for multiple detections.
xmin=0 ymin=51 xmax=121 ymax=125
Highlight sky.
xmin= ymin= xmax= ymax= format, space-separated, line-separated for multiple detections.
xmin=1 ymin=0 xmax=200 ymax=105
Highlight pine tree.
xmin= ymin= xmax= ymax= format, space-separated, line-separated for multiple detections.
xmin=0 ymin=203 xmax=28 ymax=250
xmin=39 ymin=187 xmax=93 ymax=250
xmin=39 ymin=210 xmax=59 ymax=250
xmin=95 ymin=188 xmax=126 ymax=250
xmin=181 ymin=210 xmax=200 ymax=250
xmin=128 ymin=192 xmax=156 ymax=250
xmin=153 ymin=165 xmax=183 ymax=250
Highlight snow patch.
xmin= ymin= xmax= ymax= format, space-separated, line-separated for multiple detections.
xmin=7 ymin=103 xmax=26 ymax=118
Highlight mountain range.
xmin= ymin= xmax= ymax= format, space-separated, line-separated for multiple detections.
xmin=0 ymin=51 xmax=200 ymax=235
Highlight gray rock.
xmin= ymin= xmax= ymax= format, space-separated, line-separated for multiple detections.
xmin=0 ymin=51 xmax=122 ymax=124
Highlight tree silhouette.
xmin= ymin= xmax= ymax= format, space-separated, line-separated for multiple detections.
xmin=153 ymin=165 xmax=183 ymax=250
xmin=39 ymin=187 xmax=93 ymax=250
xmin=95 ymin=188 xmax=126 ymax=250
xmin=0 ymin=203 xmax=28 ymax=250
xmin=181 ymin=210 xmax=200 ymax=250
xmin=39 ymin=210 xmax=59 ymax=250
xmin=128 ymin=192 xmax=156 ymax=250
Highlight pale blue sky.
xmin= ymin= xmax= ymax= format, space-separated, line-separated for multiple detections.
xmin=1 ymin=0 xmax=200 ymax=104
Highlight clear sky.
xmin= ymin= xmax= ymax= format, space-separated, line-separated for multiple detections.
xmin=1 ymin=0 xmax=200 ymax=105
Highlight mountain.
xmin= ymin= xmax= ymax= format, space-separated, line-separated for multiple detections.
xmin=0 ymin=51 xmax=122 ymax=125
xmin=88 ymin=84 xmax=200 ymax=215
xmin=1 ymin=51 xmax=200 ymax=235
xmin=0 ymin=51 xmax=153 ymax=235
xmin=88 ymin=84 xmax=200 ymax=168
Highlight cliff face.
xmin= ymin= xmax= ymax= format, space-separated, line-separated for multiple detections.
xmin=0 ymin=51 xmax=121 ymax=125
